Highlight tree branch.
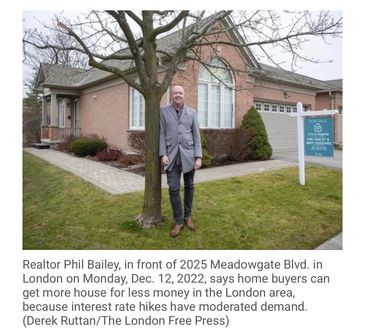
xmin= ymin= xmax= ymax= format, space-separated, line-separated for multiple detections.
xmin=125 ymin=11 xmax=144 ymax=28
xmin=105 ymin=10 xmax=147 ymax=85
xmin=150 ymin=11 xmax=189 ymax=40
xmin=57 ymin=21 xmax=143 ymax=92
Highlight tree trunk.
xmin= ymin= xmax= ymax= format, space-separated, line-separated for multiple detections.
xmin=138 ymin=90 xmax=162 ymax=227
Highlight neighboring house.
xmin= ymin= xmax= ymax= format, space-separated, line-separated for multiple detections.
xmin=35 ymin=17 xmax=342 ymax=153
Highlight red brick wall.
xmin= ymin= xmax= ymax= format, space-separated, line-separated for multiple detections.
xmin=80 ymin=81 xmax=130 ymax=149
xmin=253 ymin=82 xmax=316 ymax=109
xmin=315 ymin=91 xmax=342 ymax=111
xmin=316 ymin=92 xmax=332 ymax=110
xmin=315 ymin=91 xmax=343 ymax=143
xmin=171 ymin=29 xmax=254 ymax=128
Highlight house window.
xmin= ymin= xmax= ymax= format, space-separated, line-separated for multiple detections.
xmin=271 ymin=104 xmax=278 ymax=113
xmin=264 ymin=104 xmax=270 ymax=112
xmin=59 ymin=98 xmax=66 ymax=128
xmin=130 ymin=88 xmax=145 ymax=129
xmin=198 ymin=58 xmax=234 ymax=128
xmin=279 ymin=105 xmax=285 ymax=113
xmin=286 ymin=106 xmax=291 ymax=113
xmin=255 ymin=103 xmax=262 ymax=112
xmin=292 ymin=106 xmax=297 ymax=113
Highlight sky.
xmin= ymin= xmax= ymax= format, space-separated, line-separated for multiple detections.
xmin=22 ymin=10 xmax=342 ymax=82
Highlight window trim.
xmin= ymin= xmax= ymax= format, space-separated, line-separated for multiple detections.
xmin=198 ymin=59 xmax=235 ymax=129
xmin=129 ymin=87 xmax=145 ymax=130
xmin=255 ymin=102 xmax=263 ymax=112
xmin=198 ymin=82 xmax=235 ymax=129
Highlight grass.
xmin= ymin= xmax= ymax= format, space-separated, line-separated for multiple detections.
xmin=23 ymin=152 xmax=342 ymax=250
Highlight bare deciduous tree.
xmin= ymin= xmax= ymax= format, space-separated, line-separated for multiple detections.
xmin=23 ymin=10 xmax=342 ymax=227
xmin=23 ymin=14 xmax=89 ymax=91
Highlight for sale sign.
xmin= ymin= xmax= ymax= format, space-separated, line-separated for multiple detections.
xmin=304 ymin=117 xmax=334 ymax=157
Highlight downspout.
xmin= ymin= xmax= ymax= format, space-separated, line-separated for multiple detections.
xmin=329 ymin=90 xmax=336 ymax=143
xmin=329 ymin=91 xmax=335 ymax=109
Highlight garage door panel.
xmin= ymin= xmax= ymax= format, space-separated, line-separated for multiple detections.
xmin=260 ymin=112 xmax=297 ymax=152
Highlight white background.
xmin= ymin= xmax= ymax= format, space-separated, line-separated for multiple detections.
xmin=1 ymin=1 xmax=363 ymax=330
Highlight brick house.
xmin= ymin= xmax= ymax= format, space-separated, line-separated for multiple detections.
xmin=35 ymin=18 xmax=342 ymax=152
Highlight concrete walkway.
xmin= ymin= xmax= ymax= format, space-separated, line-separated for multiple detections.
xmin=273 ymin=149 xmax=342 ymax=169
xmin=24 ymin=148 xmax=296 ymax=194
xmin=25 ymin=148 xmax=145 ymax=194
xmin=24 ymin=147 xmax=342 ymax=249
xmin=314 ymin=232 xmax=342 ymax=250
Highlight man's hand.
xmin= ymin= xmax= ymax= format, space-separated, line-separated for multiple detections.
xmin=194 ymin=157 xmax=202 ymax=170
xmin=162 ymin=155 xmax=170 ymax=166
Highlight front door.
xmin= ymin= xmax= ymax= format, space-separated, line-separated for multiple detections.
xmin=71 ymin=100 xmax=80 ymax=128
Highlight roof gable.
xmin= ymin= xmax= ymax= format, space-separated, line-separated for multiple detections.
xmin=35 ymin=15 xmax=341 ymax=92
xmin=37 ymin=15 xmax=260 ymax=89
xmin=36 ymin=63 xmax=88 ymax=88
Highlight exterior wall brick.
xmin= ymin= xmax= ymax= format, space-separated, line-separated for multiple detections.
xmin=171 ymin=30 xmax=254 ymax=128
xmin=48 ymin=127 xmax=59 ymax=141
xmin=316 ymin=92 xmax=332 ymax=110
xmin=80 ymin=80 xmax=130 ymax=149
xmin=315 ymin=91 xmax=342 ymax=111
xmin=41 ymin=127 xmax=49 ymax=140
xmin=253 ymin=81 xmax=316 ymax=109
xmin=315 ymin=91 xmax=343 ymax=143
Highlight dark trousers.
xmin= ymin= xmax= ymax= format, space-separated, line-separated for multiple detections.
xmin=166 ymin=163 xmax=195 ymax=225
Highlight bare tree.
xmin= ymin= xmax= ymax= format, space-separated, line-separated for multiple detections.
xmin=23 ymin=10 xmax=342 ymax=227
xmin=23 ymin=14 xmax=89 ymax=91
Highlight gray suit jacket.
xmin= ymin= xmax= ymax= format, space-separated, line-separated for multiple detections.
xmin=159 ymin=104 xmax=202 ymax=173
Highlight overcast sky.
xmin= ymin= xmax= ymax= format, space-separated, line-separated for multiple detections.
xmin=22 ymin=10 xmax=342 ymax=81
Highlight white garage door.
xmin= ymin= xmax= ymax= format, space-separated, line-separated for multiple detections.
xmin=256 ymin=103 xmax=298 ymax=152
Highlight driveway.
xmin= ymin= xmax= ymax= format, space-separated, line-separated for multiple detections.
xmin=273 ymin=149 xmax=342 ymax=169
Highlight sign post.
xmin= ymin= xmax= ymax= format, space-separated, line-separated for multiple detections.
xmin=288 ymin=103 xmax=337 ymax=185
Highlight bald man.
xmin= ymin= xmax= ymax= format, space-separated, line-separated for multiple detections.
xmin=159 ymin=86 xmax=202 ymax=237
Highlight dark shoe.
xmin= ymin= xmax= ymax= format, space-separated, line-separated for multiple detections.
xmin=185 ymin=217 xmax=195 ymax=230
xmin=170 ymin=224 xmax=183 ymax=237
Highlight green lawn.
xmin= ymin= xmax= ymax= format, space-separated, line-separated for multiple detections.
xmin=23 ymin=152 xmax=342 ymax=250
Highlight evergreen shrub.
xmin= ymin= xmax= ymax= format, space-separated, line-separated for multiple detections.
xmin=70 ymin=137 xmax=107 ymax=157
xmin=240 ymin=106 xmax=272 ymax=160
xmin=200 ymin=129 xmax=213 ymax=168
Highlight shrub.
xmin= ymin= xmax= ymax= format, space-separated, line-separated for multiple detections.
xmin=203 ymin=129 xmax=252 ymax=165
xmin=58 ymin=134 xmax=78 ymax=152
xmin=128 ymin=131 xmax=145 ymax=154
xmin=70 ymin=137 xmax=108 ymax=157
xmin=240 ymin=106 xmax=272 ymax=160
xmin=199 ymin=129 xmax=213 ymax=168
xmin=119 ymin=153 xmax=144 ymax=166
xmin=96 ymin=148 xmax=122 ymax=161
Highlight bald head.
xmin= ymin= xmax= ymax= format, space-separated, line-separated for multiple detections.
xmin=171 ymin=85 xmax=185 ymax=109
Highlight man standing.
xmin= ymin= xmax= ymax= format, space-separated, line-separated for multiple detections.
xmin=160 ymin=85 xmax=202 ymax=237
